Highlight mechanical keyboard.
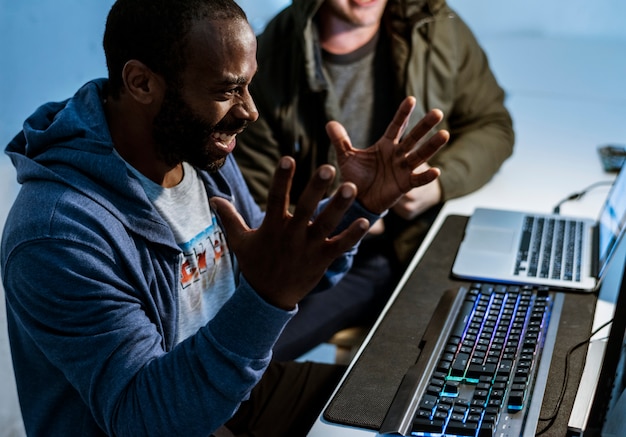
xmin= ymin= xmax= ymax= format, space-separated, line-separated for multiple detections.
xmin=406 ymin=283 xmax=558 ymax=436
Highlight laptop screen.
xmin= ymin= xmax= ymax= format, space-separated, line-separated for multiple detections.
xmin=597 ymin=166 xmax=626 ymax=278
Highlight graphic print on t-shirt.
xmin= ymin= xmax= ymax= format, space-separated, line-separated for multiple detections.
xmin=175 ymin=211 xmax=236 ymax=342
xmin=179 ymin=216 xmax=226 ymax=288
xmin=179 ymin=213 xmax=229 ymax=288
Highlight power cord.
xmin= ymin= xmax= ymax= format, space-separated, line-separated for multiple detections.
xmin=552 ymin=181 xmax=614 ymax=214
xmin=535 ymin=318 xmax=613 ymax=434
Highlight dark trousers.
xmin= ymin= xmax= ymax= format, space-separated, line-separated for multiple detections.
xmin=223 ymin=361 xmax=346 ymax=437
xmin=272 ymin=237 xmax=400 ymax=361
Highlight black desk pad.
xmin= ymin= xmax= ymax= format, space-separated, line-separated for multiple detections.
xmin=323 ymin=214 xmax=597 ymax=436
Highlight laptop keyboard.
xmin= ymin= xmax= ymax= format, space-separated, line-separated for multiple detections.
xmin=410 ymin=283 xmax=555 ymax=436
xmin=515 ymin=216 xmax=584 ymax=282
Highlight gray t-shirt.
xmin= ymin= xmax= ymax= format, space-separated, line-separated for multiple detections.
xmin=322 ymin=31 xmax=395 ymax=150
xmin=130 ymin=162 xmax=236 ymax=344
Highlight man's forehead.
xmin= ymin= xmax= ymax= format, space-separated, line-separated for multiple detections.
xmin=190 ymin=16 xmax=255 ymax=48
xmin=185 ymin=17 xmax=257 ymax=79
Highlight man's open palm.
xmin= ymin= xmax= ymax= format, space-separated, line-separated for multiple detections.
xmin=326 ymin=96 xmax=449 ymax=214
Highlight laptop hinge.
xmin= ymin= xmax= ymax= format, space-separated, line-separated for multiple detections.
xmin=591 ymin=224 xmax=600 ymax=278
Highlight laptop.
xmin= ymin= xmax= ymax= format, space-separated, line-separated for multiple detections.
xmin=451 ymin=167 xmax=626 ymax=292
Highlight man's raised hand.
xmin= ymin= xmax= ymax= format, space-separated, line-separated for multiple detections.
xmin=326 ymin=96 xmax=449 ymax=214
xmin=210 ymin=157 xmax=369 ymax=310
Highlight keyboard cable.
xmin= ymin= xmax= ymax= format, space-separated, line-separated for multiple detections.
xmin=535 ymin=318 xmax=613 ymax=434
xmin=552 ymin=180 xmax=614 ymax=214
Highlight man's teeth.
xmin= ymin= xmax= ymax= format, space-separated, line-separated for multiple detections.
xmin=212 ymin=132 xmax=235 ymax=143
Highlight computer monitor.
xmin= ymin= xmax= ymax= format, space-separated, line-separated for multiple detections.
xmin=567 ymin=227 xmax=626 ymax=436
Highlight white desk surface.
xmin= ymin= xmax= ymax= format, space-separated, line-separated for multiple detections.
xmin=309 ymin=34 xmax=626 ymax=437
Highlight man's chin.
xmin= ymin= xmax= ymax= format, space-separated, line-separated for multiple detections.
xmin=199 ymin=156 xmax=227 ymax=173
xmin=163 ymin=151 xmax=227 ymax=173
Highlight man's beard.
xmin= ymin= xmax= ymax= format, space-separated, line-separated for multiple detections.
xmin=152 ymin=87 xmax=243 ymax=173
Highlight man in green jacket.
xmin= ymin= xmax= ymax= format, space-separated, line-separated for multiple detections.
xmin=234 ymin=0 xmax=514 ymax=360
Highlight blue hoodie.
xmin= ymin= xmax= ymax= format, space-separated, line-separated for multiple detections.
xmin=1 ymin=79 xmax=377 ymax=436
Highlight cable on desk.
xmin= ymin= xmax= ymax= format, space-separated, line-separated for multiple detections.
xmin=552 ymin=180 xmax=613 ymax=214
xmin=535 ymin=318 xmax=613 ymax=435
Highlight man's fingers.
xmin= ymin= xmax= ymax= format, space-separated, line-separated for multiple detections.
xmin=409 ymin=167 xmax=441 ymax=188
xmin=406 ymin=129 xmax=450 ymax=168
xmin=399 ymin=108 xmax=445 ymax=154
xmin=291 ymin=164 xmax=338 ymax=225
xmin=264 ymin=156 xmax=296 ymax=222
xmin=323 ymin=218 xmax=370 ymax=257
xmin=308 ymin=182 xmax=360 ymax=240
xmin=382 ymin=96 xmax=417 ymax=143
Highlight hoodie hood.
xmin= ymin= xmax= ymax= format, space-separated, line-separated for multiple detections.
xmin=5 ymin=79 xmax=173 ymax=242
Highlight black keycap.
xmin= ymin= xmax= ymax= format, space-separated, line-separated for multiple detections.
xmin=446 ymin=420 xmax=479 ymax=436
xmin=412 ymin=418 xmax=445 ymax=434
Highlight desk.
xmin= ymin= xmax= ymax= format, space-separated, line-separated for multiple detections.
xmin=309 ymin=34 xmax=626 ymax=437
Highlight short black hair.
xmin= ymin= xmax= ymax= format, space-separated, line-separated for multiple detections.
xmin=103 ymin=0 xmax=247 ymax=98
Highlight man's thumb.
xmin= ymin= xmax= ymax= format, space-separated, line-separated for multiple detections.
xmin=209 ymin=196 xmax=249 ymax=238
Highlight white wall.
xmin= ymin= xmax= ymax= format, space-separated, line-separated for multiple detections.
xmin=448 ymin=0 xmax=626 ymax=41
xmin=0 ymin=1 xmax=625 ymax=436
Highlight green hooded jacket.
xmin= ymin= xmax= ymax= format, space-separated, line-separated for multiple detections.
xmin=235 ymin=0 xmax=515 ymax=263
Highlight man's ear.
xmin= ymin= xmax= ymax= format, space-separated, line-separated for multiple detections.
xmin=121 ymin=60 xmax=164 ymax=105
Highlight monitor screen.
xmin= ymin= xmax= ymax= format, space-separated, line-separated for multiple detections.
xmin=597 ymin=166 xmax=626 ymax=278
